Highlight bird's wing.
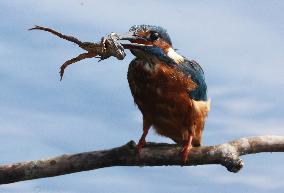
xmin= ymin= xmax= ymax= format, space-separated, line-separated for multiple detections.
xmin=175 ymin=59 xmax=208 ymax=101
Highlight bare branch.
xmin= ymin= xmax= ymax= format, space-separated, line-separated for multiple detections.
xmin=0 ymin=135 xmax=283 ymax=185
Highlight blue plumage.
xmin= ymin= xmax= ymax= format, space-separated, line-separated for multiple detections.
xmin=176 ymin=59 xmax=208 ymax=101
xmin=132 ymin=46 xmax=176 ymax=64
xmin=126 ymin=24 xmax=210 ymax=163
xmin=130 ymin=25 xmax=172 ymax=46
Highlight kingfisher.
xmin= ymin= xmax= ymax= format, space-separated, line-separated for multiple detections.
xmin=119 ymin=25 xmax=211 ymax=163
xmin=29 ymin=24 xmax=210 ymax=163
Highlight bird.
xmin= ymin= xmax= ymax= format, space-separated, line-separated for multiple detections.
xmin=29 ymin=24 xmax=209 ymax=163
xmin=119 ymin=25 xmax=211 ymax=163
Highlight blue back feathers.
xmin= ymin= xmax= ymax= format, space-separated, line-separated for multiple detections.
xmin=176 ymin=60 xmax=208 ymax=101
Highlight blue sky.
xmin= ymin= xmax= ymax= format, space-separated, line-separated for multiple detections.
xmin=0 ymin=0 xmax=284 ymax=192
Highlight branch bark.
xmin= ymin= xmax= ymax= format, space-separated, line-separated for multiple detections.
xmin=0 ymin=135 xmax=283 ymax=185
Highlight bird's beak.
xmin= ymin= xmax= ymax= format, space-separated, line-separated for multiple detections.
xmin=118 ymin=32 xmax=153 ymax=50
xmin=119 ymin=32 xmax=175 ymax=64
xmin=118 ymin=32 xmax=146 ymax=41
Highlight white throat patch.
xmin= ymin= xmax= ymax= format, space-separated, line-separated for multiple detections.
xmin=167 ymin=48 xmax=184 ymax=64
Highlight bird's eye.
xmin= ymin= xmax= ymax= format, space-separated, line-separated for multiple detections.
xmin=150 ymin=32 xmax=159 ymax=41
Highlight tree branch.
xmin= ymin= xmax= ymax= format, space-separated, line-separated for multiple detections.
xmin=0 ymin=135 xmax=283 ymax=185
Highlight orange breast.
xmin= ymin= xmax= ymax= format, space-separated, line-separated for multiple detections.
xmin=127 ymin=58 xmax=203 ymax=144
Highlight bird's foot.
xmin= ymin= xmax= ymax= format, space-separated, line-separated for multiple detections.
xmin=136 ymin=123 xmax=150 ymax=160
xmin=136 ymin=138 xmax=146 ymax=159
xmin=181 ymin=134 xmax=193 ymax=165
xmin=181 ymin=143 xmax=192 ymax=165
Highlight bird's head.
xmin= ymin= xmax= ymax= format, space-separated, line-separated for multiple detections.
xmin=120 ymin=25 xmax=184 ymax=64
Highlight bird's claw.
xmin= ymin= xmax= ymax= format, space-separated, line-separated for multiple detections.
xmin=181 ymin=144 xmax=192 ymax=165
xmin=136 ymin=139 xmax=146 ymax=160
xmin=181 ymin=134 xmax=193 ymax=165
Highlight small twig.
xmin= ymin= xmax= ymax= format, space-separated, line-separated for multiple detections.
xmin=0 ymin=135 xmax=283 ymax=185
xmin=29 ymin=25 xmax=126 ymax=80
